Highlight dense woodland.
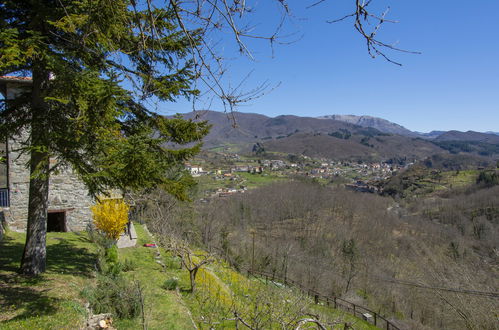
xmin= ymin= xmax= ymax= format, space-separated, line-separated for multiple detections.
xmin=137 ymin=176 xmax=499 ymax=330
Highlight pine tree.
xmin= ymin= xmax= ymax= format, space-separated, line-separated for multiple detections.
xmin=0 ymin=0 xmax=209 ymax=275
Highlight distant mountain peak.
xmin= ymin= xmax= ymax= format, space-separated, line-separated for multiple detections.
xmin=317 ymin=114 xmax=417 ymax=137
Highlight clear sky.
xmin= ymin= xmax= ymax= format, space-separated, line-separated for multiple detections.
xmin=160 ymin=1 xmax=499 ymax=133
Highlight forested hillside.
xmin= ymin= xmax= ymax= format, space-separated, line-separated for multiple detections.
xmin=179 ymin=111 xmax=499 ymax=162
xmin=137 ymin=179 xmax=499 ymax=330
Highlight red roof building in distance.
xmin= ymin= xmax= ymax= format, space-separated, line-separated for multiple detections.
xmin=0 ymin=76 xmax=32 ymax=98
xmin=0 ymin=76 xmax=33 ymax=84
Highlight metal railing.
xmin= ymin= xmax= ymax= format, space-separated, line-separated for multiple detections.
xmin=0 ymin=188 xmax=9 ymax=207
xmin=246 ymin=269 xmax=401 ymax=330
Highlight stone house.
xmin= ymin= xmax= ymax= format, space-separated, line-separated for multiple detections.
xmin=0 ymin=76 xmax=94 ymax=232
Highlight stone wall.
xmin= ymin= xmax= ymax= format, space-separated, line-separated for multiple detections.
xmin=3 ymin=133 xmax=94 ymax=232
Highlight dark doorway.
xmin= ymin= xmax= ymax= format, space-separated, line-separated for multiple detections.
xmin=47 ymin=211 xmax=67 ymax=232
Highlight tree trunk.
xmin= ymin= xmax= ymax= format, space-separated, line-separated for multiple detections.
xmin=189 ymin=267 xmax=198 ymax=292
xmin=20 ymin=69 xmax=50 ymax=276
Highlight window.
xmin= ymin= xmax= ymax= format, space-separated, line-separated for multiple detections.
xmin=0 ymin=188 xmax=9 ymax=207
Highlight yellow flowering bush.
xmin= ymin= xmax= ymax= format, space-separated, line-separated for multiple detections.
xmin=196 ymin=267 xmax=234 ymax=308
xmin=91 ymin=199 xmax=130 ymax=240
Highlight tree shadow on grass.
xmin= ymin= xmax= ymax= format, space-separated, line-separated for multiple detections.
xmin=0 ymin=238 xmax=59 ymax=321
xmin=0 ymin=234 xmax=96 ymax=322
xmin=0 ymin=236 xmax=24 ymax=273
xmin=0 ymin=235 xmax=96 ymax=278
xmin=0 ymin=283 xmax=60 ymax=321
xmin=46 ymin=238 xmax=96 ymax=277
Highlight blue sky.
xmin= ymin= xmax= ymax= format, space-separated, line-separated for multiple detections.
xmin=160 ymin=1 xmax=499 ymax=133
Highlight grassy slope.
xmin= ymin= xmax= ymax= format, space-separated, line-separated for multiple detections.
xmin=194 ymin=172 xmax=284 ymax=194
xmin=386 ymin=168 xmax=479 ymax=197
xmin=153 ymin=237 xmax=376 ymax=329
xmin=115 ymin=224 xmax=194 ymax=329
xmin=1 ymin=224 xmax=376 ymax=330
xmin=411 ymin=170 xmax=477 ymax=192
xmin=237 ymin=172 xmax=285 ymax=189
xmin=0 ymin=230 xmax=96 ymax=329
xmin=0 ymin=226 xmax=195 ymax=330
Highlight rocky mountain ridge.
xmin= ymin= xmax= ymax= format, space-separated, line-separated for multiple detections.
xmin=317 ymin=114 xmax=418 ymax=137
xmin=177 ymin=110 xmax=499 ymax=161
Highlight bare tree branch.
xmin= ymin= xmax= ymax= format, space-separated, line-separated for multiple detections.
xmin=326 ymin=0 xmax=420 ymax=66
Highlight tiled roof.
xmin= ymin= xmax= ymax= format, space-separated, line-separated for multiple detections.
xmin=0 ymin=76 xmax=33 ymax=84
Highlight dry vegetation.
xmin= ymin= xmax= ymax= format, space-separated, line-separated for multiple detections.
xmin=137 ymin=179 xmax=498 ymax=329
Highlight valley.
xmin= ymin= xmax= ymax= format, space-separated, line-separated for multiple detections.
xmin=2 ymin=1 xmax=498 ymax=329
xmin=2 ymin=109 xmax=497 ymax=330
xmin=160 ymin=111 xmax=498 ymax=329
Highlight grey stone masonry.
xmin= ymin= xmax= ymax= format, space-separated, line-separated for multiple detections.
xmin=4 ymin=133 xmax=94 ymax=232
xmin=0 ymin=78 xmax=94 ymax=232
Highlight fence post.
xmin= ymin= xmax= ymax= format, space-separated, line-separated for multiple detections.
xmin=252 ymin=269 xmax=396 ymax=330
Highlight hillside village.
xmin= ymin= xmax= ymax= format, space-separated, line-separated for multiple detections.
xmin=186 ymin=152 xmax=409 ymax=197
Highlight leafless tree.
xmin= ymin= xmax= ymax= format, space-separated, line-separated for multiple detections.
xmin=163 ymin=236 xmax=214 ymax=292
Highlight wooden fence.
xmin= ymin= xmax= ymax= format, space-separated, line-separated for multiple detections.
xmin=246 ymin=269 xmax=401 ymax=330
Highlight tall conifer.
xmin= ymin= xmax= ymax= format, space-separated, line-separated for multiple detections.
xmin=0 ymin=0 xmax=209 ymax=275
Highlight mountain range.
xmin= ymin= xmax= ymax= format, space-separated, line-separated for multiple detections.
xmin=179 ymin=110 xmax=499 ymax=162
xmin=318 ymin=114 xmax=499 ymax=142
xmin=317 ymin=114 xmax=418 ymax=137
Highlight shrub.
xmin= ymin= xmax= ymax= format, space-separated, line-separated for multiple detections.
xmin=104 ymin=261 xmax=123 ymax=277
xmin=165 ymin=255 xmax=182 ymax=269
xmin=91 ymin=199 xmax=130 ymax=240
xmin=122 ymin=259 xmax=137 ymax=272
xmin=82 ymin=275 xmax=142 ymax=319
xmin=96 ymin=245 xmax=122 ymax=276
xmin=162 ymin=277 xmax=179 ymax=290
xmin=105 ymin=245 xmax=119 ymax=264
xmin=87 ymin=224 xmax=115 ymax=248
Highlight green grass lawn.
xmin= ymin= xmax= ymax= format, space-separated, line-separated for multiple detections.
xmin=311 ymin=304 xmax=378 ymax=330
xmin=237 ymin=171 xmax=285 ymax=188
xmin=115 ymin=223 xmax=195 ymax=329
xmin=0 ymin=230 xmax=97 ymax=329
xmin=194 ymin=175 xmax=235 ymax=191
xmin=194 ymin=171 xmax=285 ymax=196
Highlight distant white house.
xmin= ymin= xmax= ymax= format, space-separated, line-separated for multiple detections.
xmin=186 ymin=164 xmax=204 ymax=176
